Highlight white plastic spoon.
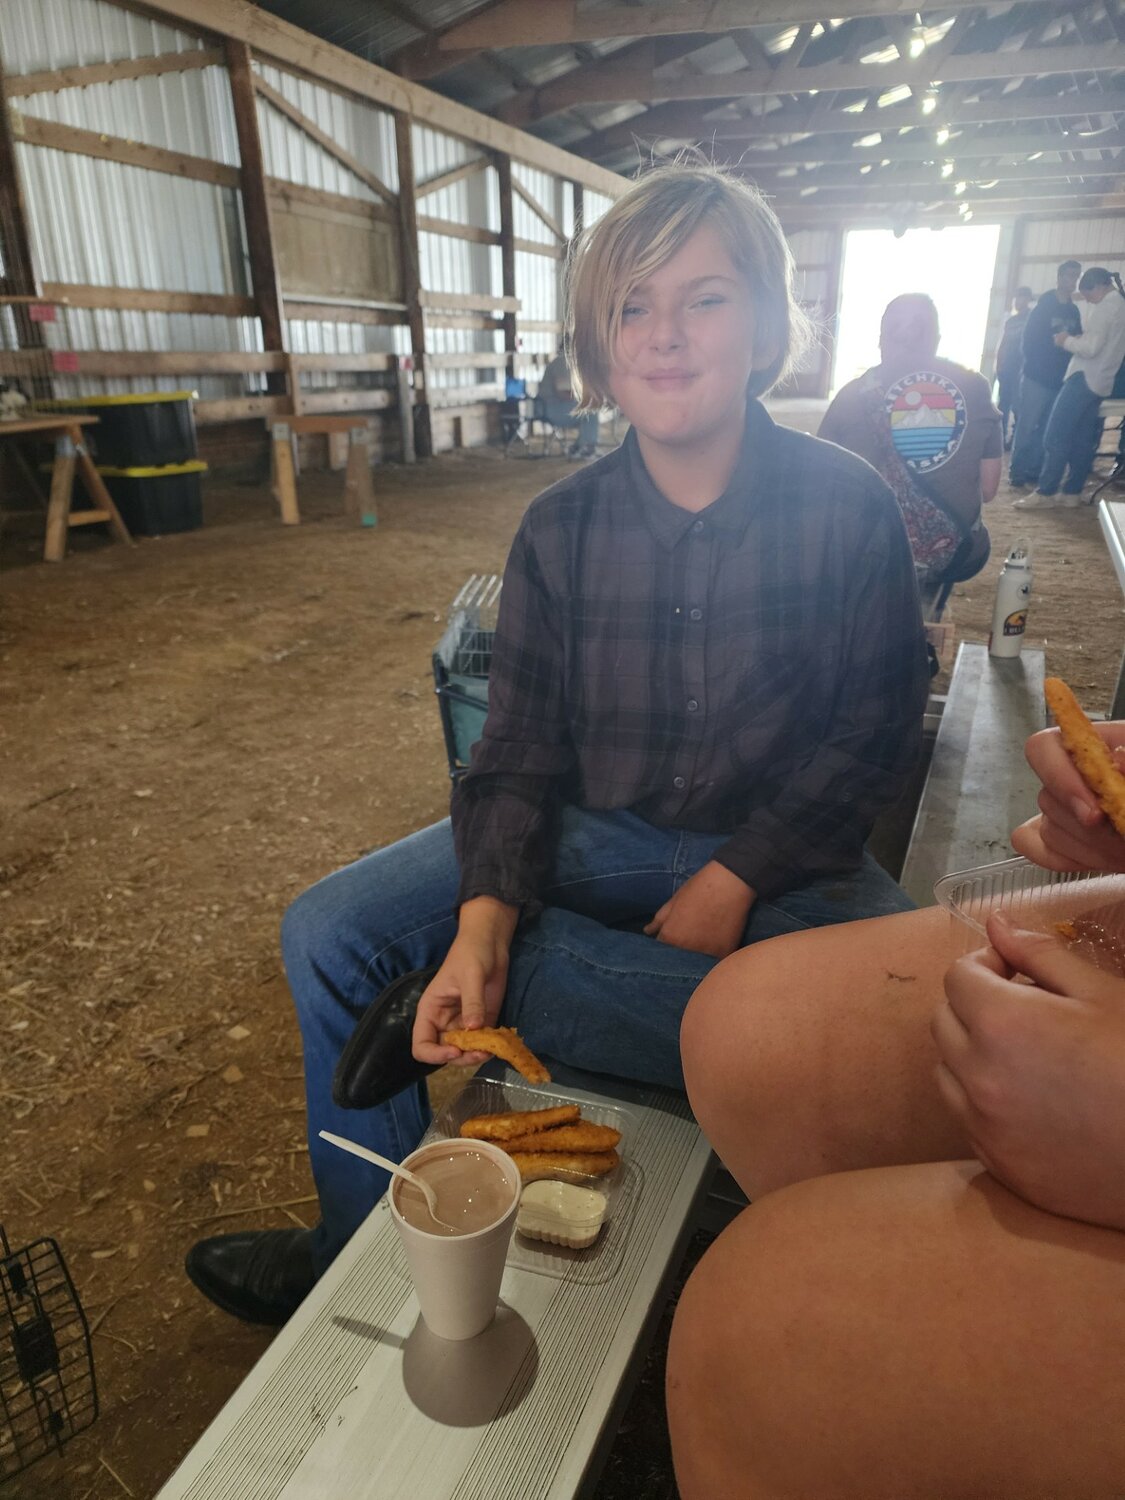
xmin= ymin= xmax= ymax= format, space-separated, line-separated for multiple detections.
xmin=318 ymin=1129 xmax=459 ymax=1231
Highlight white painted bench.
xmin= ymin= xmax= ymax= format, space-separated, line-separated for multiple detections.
xmin=156 ymin=1071 xmax=712 ymax=1500
xmin=900 ymin=642 xmax=1046 ymax=905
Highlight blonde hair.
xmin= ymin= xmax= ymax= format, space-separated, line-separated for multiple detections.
xmin=565 ymin=161 xmax=812 ymax=411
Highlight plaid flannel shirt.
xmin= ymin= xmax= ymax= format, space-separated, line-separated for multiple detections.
xmin=451 ymin=399 xmax=928 ymax=913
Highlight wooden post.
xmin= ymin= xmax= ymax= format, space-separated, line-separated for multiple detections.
xmin=495 ymin=151 xmax=518 ymax=379
xmin=344 ymin=426 xmax=377 ymax=527
xmin=0 ymin=57 xmax=48 ymax=381
xmin=270 ymin=421 xmax=300 ymax=524
xmin=224 ymin=40 xmax=288 ymax=400
xmin=43 ymin=433 xmax=78 ymax=563
xmin=393 ymin=110 xmax=431 ymax=459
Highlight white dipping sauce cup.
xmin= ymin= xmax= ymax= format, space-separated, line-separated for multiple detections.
xmin=389 ymin=1138 xmax=519 ymax=1341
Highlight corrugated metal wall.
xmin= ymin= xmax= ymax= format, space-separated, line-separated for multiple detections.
xmin=0 ymin=0 xmax=587 ymax=421
xmin=4 ymin=0 xmax=253 ymax=399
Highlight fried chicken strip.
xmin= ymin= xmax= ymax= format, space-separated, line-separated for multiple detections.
xmin=439 ymin=1025 xmax=551 ymax=1084
xmin=459 ymin=1105 xmax=579 ymax=1141
xmin=1044 ymin=677 xmax=1125 ymax=839
xmin=509 ymin=1149 xmax=620 ymax=1184
xmin=491 ymin=1123 xmax=622 ymax=1154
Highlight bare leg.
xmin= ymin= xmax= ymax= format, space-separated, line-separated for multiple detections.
xmin=679 ymin=906 xmax=968 ymax=1198
xmin=668 ymin=1162 xmax=1125 ymax=1500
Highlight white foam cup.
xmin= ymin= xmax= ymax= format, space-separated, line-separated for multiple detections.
xmin=389 ymin=1138 xmax=519 ymax=1341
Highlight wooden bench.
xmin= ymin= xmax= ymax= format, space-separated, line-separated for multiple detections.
xmin=156 ymin=1068 xmax=712 ymax=1500
xmin=269 ymin=414 xmax=377 ymax=528
xmin=900 ymin=642 xmax=1046 ymax=905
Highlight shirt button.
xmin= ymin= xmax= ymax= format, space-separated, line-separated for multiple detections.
xmin=686 ymin=699 xmax=699 ymax=712
xmin=673 ymin=775 xmax=686 ymax=790
xmin=693 ymin=519 xmax=705 ymax=533
xmin=689 ymin=608 xmax=702 ymax=621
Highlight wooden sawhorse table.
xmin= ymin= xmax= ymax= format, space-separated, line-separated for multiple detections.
xmin=0 ymin=413 xmax=132 ymax=562
xmin=269 ymin=415 xmax=377 ymax=528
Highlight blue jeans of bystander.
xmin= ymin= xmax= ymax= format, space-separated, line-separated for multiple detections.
xmin=1009 ymin=375 xmax=1057 ymax=485
xmin=1038 ymin=372 xmax=1103 ymax=496
xmin=281 ymin=804 xmax=913 ymax=1274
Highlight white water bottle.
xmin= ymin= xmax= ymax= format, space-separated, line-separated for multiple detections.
xmin=988 ymin=539 xmax=1032 ymax=658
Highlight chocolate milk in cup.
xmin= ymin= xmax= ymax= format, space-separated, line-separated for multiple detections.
xmin=389 ymin=1138 xmax=519 ymax=1340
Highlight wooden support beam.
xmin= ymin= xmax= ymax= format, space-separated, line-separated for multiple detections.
xmin=393 ymin=109 xmax=431 ymax=459
xmin=415 ymin=156 xmax=489 ymax=198
xmin=417 ymin=290 xmax=521 ymax=312
xmin=0 ymin=350 xmax=287 ymax=377
xmin=15 ymin=112 xmax=239 ymax=186
xmin=423 ymin=352 xmax=509 ymax=369
xmin=502 ymin=42 xmax=1121 ymax=124
xmin=512 ymin=176 xmax=564 ymax=241
xmin=253 ymin=74 xmax=397 ymax=204
xmin=430 ymin=0 xmax=1009 ymax=49
xmin=584 ymin=87 xmax=1125 ymax=156
xmin=194 ymin=395 xmax=290 ymax=423
xmin=0 ymin=57 xmax=47 ymax=369
xmin=266 ymin=176 xmax=396 ymax=224
xmin=719 ymin=125 xmax=1125 ymax=168
xmin=117 ymin=0 xmax=626 ymax=197
xmin=7 ymin=47 xmax=224 ymax=98
xmin=225 ymin=39 xmax=288 ymax=397
xmin=0 ymin=64 xmax=39 ymax=297
xmin=778 ymin=191 xmax=1125 ymax=224
xmin=284 ymin=298 xmax=406 ymax=327
xmin=417 ymin=214 xmax=501 ymax=246
xmin=495 ymin=152 xmax=518 ymax=380
xmin=41 ymin=281 xmax=256 ymax=316
xmin=290 ymin=352 xmax=395 ymax=372
xmin=751 ymin=157 xmax=1125 ymax=194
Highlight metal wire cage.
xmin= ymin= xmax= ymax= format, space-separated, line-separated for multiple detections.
xmin=0 ymin=1225 xmax=97 ymax=1481
xmin=432 ymin=574 xmax=500 ymax=778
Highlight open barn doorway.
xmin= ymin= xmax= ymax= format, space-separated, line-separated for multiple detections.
xmin=830 ymin=223 xmax=1002 ymax=394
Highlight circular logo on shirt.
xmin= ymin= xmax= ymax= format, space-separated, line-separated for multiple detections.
xmin=883 ymin=370 xmax=967 ymax=473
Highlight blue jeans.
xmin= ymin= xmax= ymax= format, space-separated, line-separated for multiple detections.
xmin=1009 ymin=375 xmax=1057 ymax=484
xmin=543 ymin=400 xmax=598 ymax=449
xmin=282 ymin=805 xmax=913 ymax=1274
xmin=1038 ymin=372 xmax=1103 ymax=496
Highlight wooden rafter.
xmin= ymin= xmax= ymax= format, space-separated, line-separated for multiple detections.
xmin=113 ymin=0 xmax=626 ymax=196
xmin=423 ymin=0 xmax=1025 ymax=51
xmin=499 ymin=41 xmax=1121 ymax=125
xmin=725 ymin=124 xmax=1125 ymax=167
xmin=581 ymin=87 xmax=1125 ymax=159
xmin=415 ymin=156 xmax=488 ymax=197
xmin=754 ymin=157 xmax=1124 ymax=194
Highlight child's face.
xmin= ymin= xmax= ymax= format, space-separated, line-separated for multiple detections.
xmin=608 ymin=223 xmax=762 ymax=451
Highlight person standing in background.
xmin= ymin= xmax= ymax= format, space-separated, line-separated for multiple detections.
xmin=1016 ymin=268 xmax=1125 ymax=509
xmin=1009 ymin=260 xmax=1082 ymax=486
xmin=994 ymin=286 xmax=1034 ymax=451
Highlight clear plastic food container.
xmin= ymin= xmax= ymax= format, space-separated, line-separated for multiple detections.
xmin=934 ymin=856 xmax=1125 ymax=974
xmin=424 ymin=1074 xmax=639 ymax=1285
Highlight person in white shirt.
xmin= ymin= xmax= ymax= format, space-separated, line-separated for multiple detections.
xmin=1015 ymin=267 xmax=1125 ymax=508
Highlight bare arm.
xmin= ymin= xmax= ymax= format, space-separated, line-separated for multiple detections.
xmin=979 ymin=456 xmax=1002 ymax=504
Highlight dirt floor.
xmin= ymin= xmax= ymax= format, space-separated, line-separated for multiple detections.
xmin=1 ymin=445 xmax=1122 ymax=1499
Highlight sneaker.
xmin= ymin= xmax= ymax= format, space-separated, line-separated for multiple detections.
xmin=1059 ymin=495 xmax=1082 ymax=508
xmin=1012 ymin=492 xmax=1061 ymax=510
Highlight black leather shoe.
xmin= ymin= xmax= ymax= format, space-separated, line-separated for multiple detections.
xmin=185 ymin=1228 xmax=316 ymax=1326
xmin=332 ymin=966 xmax=441 ymax=1110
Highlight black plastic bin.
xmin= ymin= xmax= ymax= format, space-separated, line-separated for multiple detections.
xmin=38 ymin=391 xmax=197 ymax=467
xmin=100 ymin=461 xmax=206 ymax=536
